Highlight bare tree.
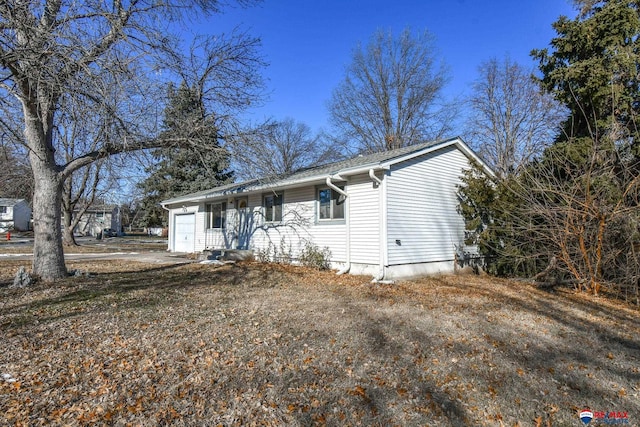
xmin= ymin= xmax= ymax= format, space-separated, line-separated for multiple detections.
xmin=230 ymin=118 xmax=338 ymax=179
xmin=0 ymin=100 xmax=33 ymax=202
xmin=466 ymin=57 xmax=566 ymax=177
xmin=0 ymin=144 xmax=33 ymax=202
xmin=514 ymin=139 xmax=639 ymax=298
xmin=328 ymin=28 xmax=453 ymax=153
xmin=460 ymin=135 xmax=640 ymax=305
xmin=54 ymin=87 xmax=123 ymax=246
xmin=0 ymin=1 xmax=265 ymax=281
xmin=61 ymin=161 xmax=117 ymax=245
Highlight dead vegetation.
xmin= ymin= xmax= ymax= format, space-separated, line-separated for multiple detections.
xmin=1 ymin=261 xmax=638 ymax=426
xmin=0 ymin=239 xmax=168 ymax=255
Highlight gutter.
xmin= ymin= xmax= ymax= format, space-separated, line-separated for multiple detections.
xmin=369 ymin=169 xmax=383 ymax=186
xmin=162 ymin=165 xmax=390 ymax=207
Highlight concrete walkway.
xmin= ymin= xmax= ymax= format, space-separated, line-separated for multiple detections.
xmin=0 ymin=251 xmax=194 ymax=265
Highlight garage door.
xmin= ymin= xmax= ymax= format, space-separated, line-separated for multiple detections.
xmin=174 ymin=214 xmax=195 ymax=253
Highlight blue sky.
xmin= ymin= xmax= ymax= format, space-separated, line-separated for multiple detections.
xmin=203 ymin=0 xmax=577 ymax=135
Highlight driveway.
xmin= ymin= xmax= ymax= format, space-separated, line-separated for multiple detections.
xmin=0 ymin=236 xmax=195 ymax=265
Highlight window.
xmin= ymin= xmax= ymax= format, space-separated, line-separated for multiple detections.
xmin=0 ymin=206 xmax=6 ymax=214
xmin=237 ymin=198 xmax=248 ymax=210
xmin=263 ymin=193 xmax=283 ymax=222
xmin=206 ymin=202 xmax=226 ymax=229
xmin=318 ymin=187 xmax=345 ymax=220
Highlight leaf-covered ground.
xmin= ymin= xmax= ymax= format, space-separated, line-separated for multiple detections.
xmin=1 ymin=261 xmax=638 ymax=426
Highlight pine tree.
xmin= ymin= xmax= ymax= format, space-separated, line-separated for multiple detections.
xmin=138 ymin=83 xmax=233 ymax=227
xmin=459 ymin=1 xmax=640 ymax=300
xmin=532 ymin=0 xmax=640 ymax=146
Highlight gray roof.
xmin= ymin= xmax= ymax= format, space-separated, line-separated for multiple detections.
xmin=0 ymin=198 xmax=26 ymax=207
xmin=162 ymin=137 xmax=472 ymax=205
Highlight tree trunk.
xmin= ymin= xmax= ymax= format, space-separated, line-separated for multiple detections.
xmin=27 ymin=113 xmax=68 ymax=281
xmin=31 ymin=164 xmax=67 ymax=281
xmin=61 ymin=181 xmax=78 ymax=246
xmin=62 ymin=210 xmax=78 ymax=246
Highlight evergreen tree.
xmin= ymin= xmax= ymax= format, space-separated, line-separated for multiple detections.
xmin=459 ymin=1 xmax=640 ymax=301
xmin=138 ymin=83 xmax=233 ymax=227
xmin=532 ymin=0 xmax=640 ymax=147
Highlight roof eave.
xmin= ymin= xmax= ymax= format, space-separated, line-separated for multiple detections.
xmin=375 ymin=136 xmax=496 ymax=178
xmin=161 ymin=164 xmax=390 ymax=207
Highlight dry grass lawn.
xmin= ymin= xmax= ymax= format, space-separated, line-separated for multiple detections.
xmin=0 ymin=260 xmax=639 ymax=426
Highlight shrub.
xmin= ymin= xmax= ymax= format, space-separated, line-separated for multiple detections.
xmin=299 ymin=241 xmax=332 ymax=270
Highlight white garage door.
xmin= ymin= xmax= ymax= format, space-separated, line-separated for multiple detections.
xmin=174 ymin=214 xmax=195 ymax=253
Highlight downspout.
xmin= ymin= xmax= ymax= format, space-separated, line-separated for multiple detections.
xmin=369 ymin=168 xmax=392 ymax=283
xmin=327 ymin=175 xmax=351 ymax=275
xmin=369 ymin=168 xmax=382 ymax=186
xmin=325 ymin=175 xmax=348 ymax=197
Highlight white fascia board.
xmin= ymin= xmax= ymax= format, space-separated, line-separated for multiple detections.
xmin=379 ymin=138 xmax=461 ymax=168
xmin=453 ymin=140 xmax=497 ymax=178
xmin=161 ymin=192 xmax=221 ymax=207
xmin=379 ymin=137 xmax=496 ymax=178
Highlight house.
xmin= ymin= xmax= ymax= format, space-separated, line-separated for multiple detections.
xmin=161 ymin=137 xmax=492 ymax=279
xmin=0 ymin=198 xmax=31 ymax=232
xmin=72 ymin=205 xmax=122 ymax=237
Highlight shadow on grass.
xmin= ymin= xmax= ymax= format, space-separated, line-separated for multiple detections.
xmin=426 ymin=276 xmax=640 ymax=422
xmin=275 ymin=275 xmax=640 ymax=425
xmin=266 ymin=289 xmax=472 ymax=426
xmin=0 ymin=262 xmax=263 ymax=330
xmin=2 ymin=264 xmax=638 ymax=425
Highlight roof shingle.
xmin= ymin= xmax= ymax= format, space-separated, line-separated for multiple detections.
xmin=162 ymin=137 xmax=460 ymax=205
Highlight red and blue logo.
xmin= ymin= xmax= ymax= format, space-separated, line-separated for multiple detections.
xmin=579 ymin=408 xmax=630 ymax=425
xmin=580 ymin=409 xmax=594 ymax=425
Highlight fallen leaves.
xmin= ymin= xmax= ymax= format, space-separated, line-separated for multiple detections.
xmin=0 ymin=262 xmax=639 ymax=426
xmin=349 ymin=385 xmax=367 ymax=398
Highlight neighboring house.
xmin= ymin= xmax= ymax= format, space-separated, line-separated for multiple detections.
xmin=161 ymin=137 xmax=492 ymax=279
xmin=72 ymin=205 xmax=122 ymax=237
xmin=0 ymin=198 xmax=31 ymax=232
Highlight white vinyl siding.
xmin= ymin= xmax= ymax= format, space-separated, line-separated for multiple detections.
xmin=348 ymin=173 xmax=380 ymax=265
xmin=386 ymin=146 xmax=469 ymax=265
xmin=309 ymin=224 xmax=346 ymax=262
xmin=251 ymin=189 xmax=306 ymax=258
xmin=0 ymin=200 xmax=31 ymax=231
xmin=247 ymin=186 xmax=347 ymax=263
xmin=203 ymin=209 xmax=227 ymax=249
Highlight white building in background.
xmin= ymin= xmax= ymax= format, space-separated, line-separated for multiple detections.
xmin=0 ymin=198 xmax=31 ymax=232
xmin=72 ymin=205 xmax=122 ymax=237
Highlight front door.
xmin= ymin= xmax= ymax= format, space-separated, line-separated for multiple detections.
xmin=234 ymin=198 xmax=250 ymax=249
